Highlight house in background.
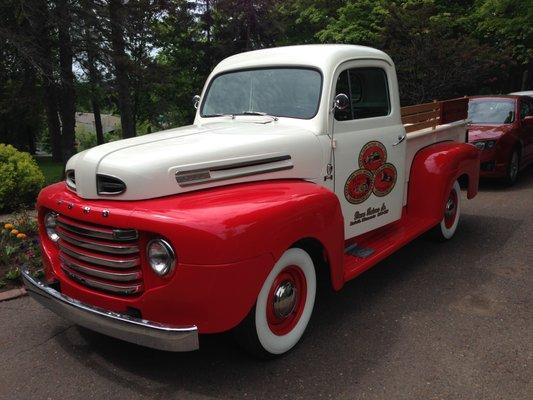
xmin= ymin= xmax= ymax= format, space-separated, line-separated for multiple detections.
xmin=75 ymin=112 xmax=121 ymax=134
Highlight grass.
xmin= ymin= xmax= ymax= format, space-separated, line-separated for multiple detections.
xmin=35 ymin=156 xmax=64 ymax=185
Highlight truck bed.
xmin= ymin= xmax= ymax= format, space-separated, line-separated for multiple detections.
xmin=401 ymin=98 xmax=470 ymax=205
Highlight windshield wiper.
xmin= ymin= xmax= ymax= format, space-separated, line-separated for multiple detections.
xmin=203 ymin=113 xmax=235 ymax=119
xmin=238 ymin=111 xmax=279 ymax=121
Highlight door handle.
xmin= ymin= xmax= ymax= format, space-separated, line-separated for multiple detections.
xmin=393 ymin=134 xmax=406 ymax=146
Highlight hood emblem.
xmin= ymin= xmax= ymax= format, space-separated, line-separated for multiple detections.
xmin=83 ymin=206 xmax=91 ymax=214
xmin=102 ymin=209 xmax=109 ymax=218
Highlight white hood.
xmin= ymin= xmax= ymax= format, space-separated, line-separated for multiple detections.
xmin=66 ymin=121 xmax=324 ymax=200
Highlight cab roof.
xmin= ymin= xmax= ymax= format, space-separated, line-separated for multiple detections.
xmin=212 ymin=44 xmax=394 ymax=76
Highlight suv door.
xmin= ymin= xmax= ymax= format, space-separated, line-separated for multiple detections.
xmin=519 ymin=97 xmax=533 ymax=163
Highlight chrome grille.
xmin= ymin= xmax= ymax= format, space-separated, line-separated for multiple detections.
xmin=56 ymin=215 xmax=143 ymax=295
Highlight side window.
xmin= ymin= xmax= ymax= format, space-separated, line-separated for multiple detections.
xmin=335 ymin=67 xmax=390 ymax=121
xmin=520 ymin=100 xmax=532 ymax=119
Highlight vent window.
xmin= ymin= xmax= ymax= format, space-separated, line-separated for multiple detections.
xmin=97 ymin=174 xmax=126 ymax=195
xmin=66 ymin=170 xmax=76 ymax=191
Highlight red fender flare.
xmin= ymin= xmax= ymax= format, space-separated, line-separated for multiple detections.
xmin=407 ymin=142 xmax=480 ymax=222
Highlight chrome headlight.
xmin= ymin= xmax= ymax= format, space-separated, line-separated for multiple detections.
xmin=147 ymin=239 xmax=176 ymax=276
xmin=44 ymin=212 xmax=59 ymax=242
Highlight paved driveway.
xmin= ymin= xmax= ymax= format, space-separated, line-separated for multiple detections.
xmin=1 ymin=168 xmax=531 ymax=400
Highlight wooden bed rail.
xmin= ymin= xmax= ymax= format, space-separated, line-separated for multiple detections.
xmin=401 ymin=97 xmax=468 ymax=133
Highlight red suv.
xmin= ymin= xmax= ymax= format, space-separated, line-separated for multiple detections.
xmin=468 ymin=95 xmax=533 ymax=184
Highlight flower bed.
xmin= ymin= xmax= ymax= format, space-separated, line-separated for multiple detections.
xmin=0 ymin=211 xmax=42 ymax=292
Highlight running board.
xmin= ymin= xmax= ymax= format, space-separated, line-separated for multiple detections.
xmin=343 ymin=217 xmax=437 ymax=283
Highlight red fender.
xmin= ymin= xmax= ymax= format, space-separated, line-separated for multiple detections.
xmin=407 ymin=142 xmax=480 ymax=222
xmin=37 ymin=179 xmax=344 ymax=333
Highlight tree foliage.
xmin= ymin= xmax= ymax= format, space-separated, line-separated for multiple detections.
xmin=0 ymin=0 xmax=531 ymax=154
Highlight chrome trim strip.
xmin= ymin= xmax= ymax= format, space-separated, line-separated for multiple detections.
xmin=57 ymin=219 xmax=115 ymax=240
xmin=210 ymin=155 xmax=291 ymax=171
xmin=57 ymin=217 xmax=138 ymax=242
xmin=62 ymin=268 xmax=142 ymax=295
xmin=57 ymin=228 xmax=139 ymax=255
xmin=60 ymin=256 xmax=141 ymax=282
xmin=176 ymin=155 xmax=293 ymax=187
xmin=59 ymin=243 xmax=140 ymax=269
xmin=22 ymin=268 xmax=199 ymax=352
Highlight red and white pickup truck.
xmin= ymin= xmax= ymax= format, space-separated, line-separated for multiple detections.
xmin=23 ymin=45 xmax=480 ymax=357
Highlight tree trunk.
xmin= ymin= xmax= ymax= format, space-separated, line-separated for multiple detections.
xmin=42 ymin=81 xmax=63 ymax=161
xmin=28 ymin=0 xmax=63 ymax=161
xmin=56 ymin=0 xmax=76 ymax=162
xmin=205 ymin=0 xmax=212 ymax=42
xmin=82 ymin=0 xmax=105 ymax=145
xmin=22 ymin=63 xmax=38 ymax=154
xmin=91 ymin=98 xmax=104 ymax=145
xmin=522 ymin=69 xmax=529 ymax=91
xmin=109 ymin=0 xmax=136 ymax=138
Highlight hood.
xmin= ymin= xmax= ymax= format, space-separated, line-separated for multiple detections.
xmin=468 ymin=124 xmax=514 ymax=142
xmin=66 ymin=121 xmax=324 ymax=200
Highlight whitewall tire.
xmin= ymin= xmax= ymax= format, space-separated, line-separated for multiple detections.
xmin=437 ymin=180 xmax=461 ymax=240
xmin=235 ymin=247 xmax=316 ymax=357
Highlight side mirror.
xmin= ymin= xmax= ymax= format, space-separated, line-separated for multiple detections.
xmin=192 ymin=95 xmax=201 ymax=110
xmin=333 ymin=93 xmax=349 ymax=111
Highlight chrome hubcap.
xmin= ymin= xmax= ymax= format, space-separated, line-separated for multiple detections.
xmin=445 ymin=198 xmax=455 ymax=218
xmin=273 ymin=280 xmax=297 ymax=319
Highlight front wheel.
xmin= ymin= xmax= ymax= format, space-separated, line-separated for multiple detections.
xmin=235 ymin=247 xmax=316 ymax=358
xmin=504 ymin=149 xmax=520 ymax=186
xmin=433 ymin=180 xmax=461 ymax=240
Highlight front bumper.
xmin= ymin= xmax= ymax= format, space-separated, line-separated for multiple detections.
xmin=22 ymin=267 xmax=199 ymax=352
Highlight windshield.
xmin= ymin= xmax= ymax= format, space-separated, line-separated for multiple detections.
xmin=201 ymin=68 xmax=322 ymax=119
xmin=468 ymin=100 xmax=515 ymax=124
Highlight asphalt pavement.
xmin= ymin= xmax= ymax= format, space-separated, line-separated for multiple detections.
xmin=0 ymin=167 xmax=531 ymax=400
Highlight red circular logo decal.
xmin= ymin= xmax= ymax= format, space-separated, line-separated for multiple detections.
xmin=344 ymin=169 xmax=374 ymax=204
xmin=373 ymin=163 xmax=397 ymax=197
xmin=359 ymin=141 xmax=387 ymax=171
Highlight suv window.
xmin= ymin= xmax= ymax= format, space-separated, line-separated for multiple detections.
xmin=520 ymin=99 xmax=532 ymax=119
xmin=335 ymin=68 xmax=390 ymax=121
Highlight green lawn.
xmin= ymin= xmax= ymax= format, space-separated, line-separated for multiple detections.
xmin=35 ymin=156 xmax=64 ymax=185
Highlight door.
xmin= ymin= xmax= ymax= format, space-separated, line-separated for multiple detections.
xmin=519 ymin=97 xmax=533 ymax=163
xmin=331 ymin=60 xmax=406 ymax=239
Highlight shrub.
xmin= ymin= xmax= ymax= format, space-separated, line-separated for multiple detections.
xmin=0 ymin=144 xmax=45 ymax=212
xmin=75 ymin=126 xmax=97 ymax=152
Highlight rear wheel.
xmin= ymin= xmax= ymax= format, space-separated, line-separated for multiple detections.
xmin=504 ymin=149 xmax=520 ymax=186
xmin=433 ymin=180 xmax=461 ymax=240
xmin=235 ymin=247 xmax=316 ymax=358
